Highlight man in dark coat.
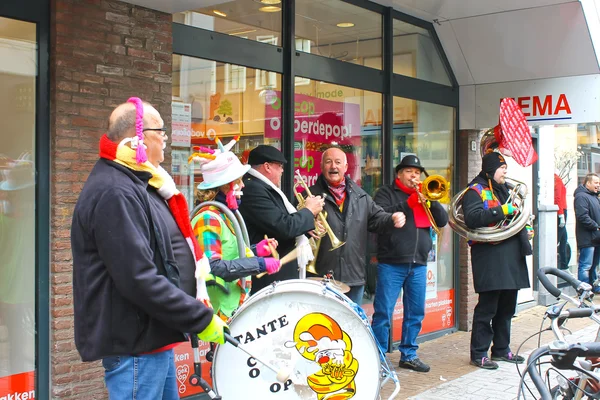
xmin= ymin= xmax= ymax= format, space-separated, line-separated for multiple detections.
xmin=308 ymin=147 xmax=406 ymax=304
xmin=462 ymin=152 xmax=532 ymax=370
xmin=239 ymin=145 xmax=324 ymax=294
xmin=574 ymin=173 xmax=600 ymax=289
xmin=371 ymin=155 xmax=448 ymax=373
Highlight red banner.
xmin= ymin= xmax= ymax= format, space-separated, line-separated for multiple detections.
xmin=0 ymin=371 xmax=35 ymax=399
xmin=496 ymin=98 xmax=538 ymax=167
xmin=173 ymin=341 xmax=210 ymax=398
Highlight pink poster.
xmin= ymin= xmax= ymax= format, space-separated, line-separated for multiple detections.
xmin=265 ymin=92 xmax=362 ymax=186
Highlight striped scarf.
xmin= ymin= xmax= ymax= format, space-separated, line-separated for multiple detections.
xmin=99 ymin=134 xmax=212 ymax=308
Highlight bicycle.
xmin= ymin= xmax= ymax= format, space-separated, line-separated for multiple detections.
xmin=522 ymin=267 xmax=600 ymax=399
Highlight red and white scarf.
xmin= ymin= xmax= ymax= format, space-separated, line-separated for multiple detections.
xmin=99 ymin=134 xmax=212 ymax=308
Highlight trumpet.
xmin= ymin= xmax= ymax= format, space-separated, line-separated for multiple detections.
xmin=411 ymin=174 xmax=450 ymax=236
xmin=293 ymin=171 xmax=345 ymax=275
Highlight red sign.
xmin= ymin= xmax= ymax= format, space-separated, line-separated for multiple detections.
xmin=265 ymin=92 xmax=362 ymax=186
xmin=0 ymin=371 xmax=35 ymax=399
xmin=173 ymin=341 xmax=210 ymax=398
xmin=513 ymin=94 xmax=572 ymax=118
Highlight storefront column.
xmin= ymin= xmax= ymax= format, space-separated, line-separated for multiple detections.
xmin=537 ymin=125 xmax=559 ymax=305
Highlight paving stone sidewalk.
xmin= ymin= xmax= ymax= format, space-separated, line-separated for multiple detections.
xmin=378 ymin=304 xmax=600 ymax=400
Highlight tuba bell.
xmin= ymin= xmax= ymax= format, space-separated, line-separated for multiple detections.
xmin=448 ymin=130 xmax=531 ymax=242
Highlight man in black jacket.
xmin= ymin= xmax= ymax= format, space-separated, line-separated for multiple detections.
xmin=574 ymin=173 xmax=600 ymax=289
xmin=239 ymin=145 xmax=324 ymax=294
xmin=463 ymin=152 xmax=532 ymax=370
xmin=371 ymin=155 xmax=448 ymax=373
xmin=71 ymin=99 xmax=227 ymax=399
xmin=308 ymin=147 xmax=406 ymax=305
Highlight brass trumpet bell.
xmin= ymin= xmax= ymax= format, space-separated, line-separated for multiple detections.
xmin=421 ymin=175 xmax=449 ymax=202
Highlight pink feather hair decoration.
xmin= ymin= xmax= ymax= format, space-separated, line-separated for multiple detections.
xmin=127 ymin=97 xmax=148 ymax=164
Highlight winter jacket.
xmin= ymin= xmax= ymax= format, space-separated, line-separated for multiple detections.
xmin=462 ymin=173 xmax=530 ymax=293
xmin=574 ymin=184 xmax=600 ymax=249
xmin=374 ymin=183 xmax=448 ymax=265
xmin=71 ymin=159 xmax=213 ymax=362
xmin=308 ymin=175 xmax=394 ymax=286
xmin=239 ymin=172 xmax=315 ymax=293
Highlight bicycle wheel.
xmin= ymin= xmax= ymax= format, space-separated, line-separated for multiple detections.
xmin=551 ymin=384 xmax=574 ymax=400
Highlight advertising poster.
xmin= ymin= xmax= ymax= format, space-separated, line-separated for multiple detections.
xmin=173 ymin=341 xmax=211 ymax=398
xmin=0 ymin=371 xmax=35 ymax=400
xmin=172 ymin=102 xmax=192 ymax=148
xmin=171 ymin=149 xmax=193 ymax=207
xmin=265 ymin=92 xmax=362 ymax=187
xmin=426 ymin=232 xmax=438 ymax=300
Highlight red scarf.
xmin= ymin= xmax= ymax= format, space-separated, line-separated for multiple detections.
xmin=327 ymin=179 xmax=347 ymax=207
xmin=395 ymin=178 xmax=431 ymax=228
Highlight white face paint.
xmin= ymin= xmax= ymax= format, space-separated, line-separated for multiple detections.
xmin=233 ymin=183 xmax=243 ymax=197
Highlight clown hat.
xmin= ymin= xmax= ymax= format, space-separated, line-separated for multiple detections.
xmin=190 ymin=136 xmax=250 ymax=190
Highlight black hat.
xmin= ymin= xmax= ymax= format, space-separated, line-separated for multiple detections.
xmin=482 ymin=152 xmax=507 ymax=176
xmin=395 ymin=155 xmax=425 ymax=174
xmin=247 ymin=145 xmax=288 ymax=165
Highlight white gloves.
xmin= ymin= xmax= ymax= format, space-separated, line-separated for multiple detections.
xmin=558 ymin=214 xmax=565 ymax=228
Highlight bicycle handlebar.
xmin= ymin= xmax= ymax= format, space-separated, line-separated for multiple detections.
xmin=537 ymin=267 xmax=585 ymax=299
xmin=526 ymin=341 xmax=600 ymax=400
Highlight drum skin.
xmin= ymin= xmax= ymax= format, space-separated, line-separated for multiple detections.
xmin=212 ymin=280 xmax=381 ymax=399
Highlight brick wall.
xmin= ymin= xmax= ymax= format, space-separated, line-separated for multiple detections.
xmin=50 ymin=0 xmax=172 ymax=397
xmin=457 ymin=130 xmax=483 ymax=331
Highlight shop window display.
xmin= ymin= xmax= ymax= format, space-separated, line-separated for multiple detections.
xmin=0 ymin=17 xmax=37 ymax=398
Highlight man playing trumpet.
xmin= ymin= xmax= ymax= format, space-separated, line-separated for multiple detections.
xmin=371 ymin=155 xmax=448 ymax=373
xmin=308 ymin=147 xmax=406 ymax=305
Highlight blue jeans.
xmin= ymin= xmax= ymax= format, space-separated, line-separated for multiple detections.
xmin=102 ymin=349 xmax=179 ymax=400
xmin=371 ymin=263 xmax=426 ymax=361
xmin=578 ymin=246 xmax=600 ymax=288
xmin=345 ymin=285 xmax=365 ymax=305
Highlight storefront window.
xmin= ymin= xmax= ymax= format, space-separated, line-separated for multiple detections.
xmin=172 ymin=55 xmax=282 ymax=207
xmin=173 ymin=2 xmax=281 ymax=46
xmin=391 ymin=97 xmax=455 ymax=336
xmin=295 ymin=0 xmax=382 ymax=69
xmin=289 ymin=78 xmax=382 ymax=195
xmin=393 ymin=19 xmax=451 ymax=86
xmin=0 ymin=16 xmax=37 ymax=398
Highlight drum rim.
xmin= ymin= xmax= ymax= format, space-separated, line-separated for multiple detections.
xmin=211 ymin=279 xmax=382 ymax=398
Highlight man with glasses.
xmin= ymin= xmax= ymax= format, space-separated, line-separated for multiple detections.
xmin=239 ymin=145 xmax=324 ymax=294
xmin=71 ymin=98 xmax=227 ymax=399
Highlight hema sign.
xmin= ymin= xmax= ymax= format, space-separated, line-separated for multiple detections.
xmin=460 ymin=75 xmax=600 ymax=128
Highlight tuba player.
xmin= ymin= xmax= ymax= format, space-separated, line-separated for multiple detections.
xmin=462 ymin=152 xmax=533 ymax=369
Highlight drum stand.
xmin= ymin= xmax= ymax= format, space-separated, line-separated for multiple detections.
xmin=189 ymin=335 xmax=222 ymax=399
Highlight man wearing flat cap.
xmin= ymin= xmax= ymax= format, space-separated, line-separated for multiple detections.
xmin=239 ymin=145 xmax=324 ymax=294
xmin=462 ymin=151 xmax=532 ymax=370
xmin=371 ymin=154 xmax=448 ymax=373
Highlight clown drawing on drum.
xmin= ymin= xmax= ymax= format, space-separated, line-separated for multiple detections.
xmin=285 ymin=312 xmax=359 ymax=400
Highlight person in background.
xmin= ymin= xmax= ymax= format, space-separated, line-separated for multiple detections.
xmin=371 ymin=155 xmax=448 ymax=373
xmin=71 ymin=98 xmax=226 ymax=400
xmin=239 ymin=145 xmax=324 ymax=294
xmin=574 ymin=173 xmax=600 ymax=291
xmin=462 ymin=152 xmax=532 ymax=370
xmin=308 ymin=147 xmax=406 ymax=305
xmin=190 ymin=140 xmax=281 ymax=320
xmin=555 ymin=170 xmax=569 ymax=270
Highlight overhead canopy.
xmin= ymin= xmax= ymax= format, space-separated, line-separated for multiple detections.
xmin=372 ymin=0 xmax=600 ymax=85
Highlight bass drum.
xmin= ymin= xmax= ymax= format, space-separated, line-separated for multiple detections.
xmin=212 ymin=279 xmax=381 ymax=399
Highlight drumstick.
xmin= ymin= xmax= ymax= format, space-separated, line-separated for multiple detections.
xmin=256 ymin=248 xmax=299 ymax=279
xmin=264 ymin=234 xmax=279 ymax=260
xmin=225 ymin=333 xmax=291 ymax=382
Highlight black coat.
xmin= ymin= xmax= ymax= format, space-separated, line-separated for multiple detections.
xmin=462 ymin=173 xmax=530 ymax=293
xmin=374 ymin=183 xmax=448 ymax=265
xmin=239 ymin=172 xmax=315 ymax=293
xmin=574 ymin=185 xmax=600 ymax=249
xmin=308 ymin=175 xmax=394 ymax=286
xmin=71 ymin=160 xmax=213 ymax=361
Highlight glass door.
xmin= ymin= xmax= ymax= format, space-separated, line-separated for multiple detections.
xmin=0 ymin=16 xmax=37 ymax=399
